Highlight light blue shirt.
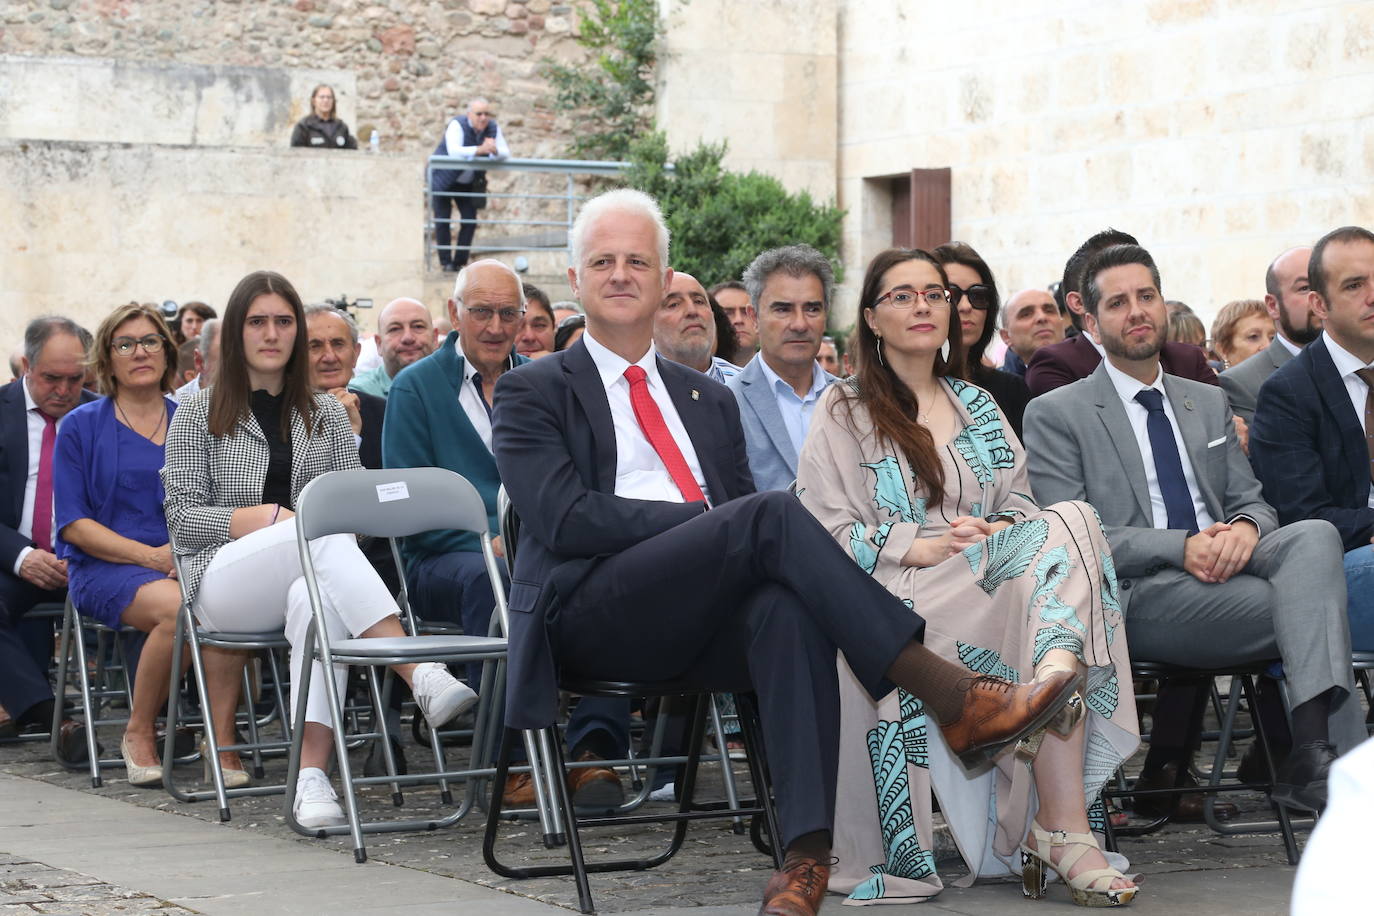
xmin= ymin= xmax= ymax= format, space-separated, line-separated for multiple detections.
xmin=348 ymin=363 xmax=393 ymax=398
xmin=757 ymin=356 xmax=830 ymax=455
xmin=707 ymin=356 xmax=740 ymax=385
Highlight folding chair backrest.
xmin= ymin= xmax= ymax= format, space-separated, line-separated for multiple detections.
xmin=296 ymin=468 xmax=489 ymax=541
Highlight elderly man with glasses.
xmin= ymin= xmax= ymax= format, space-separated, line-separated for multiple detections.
xmin=381 ymin=260 xmax=628 ymax=808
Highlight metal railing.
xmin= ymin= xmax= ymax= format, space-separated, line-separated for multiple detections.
xmin=424 ymin=156 xmax=632 ymax=271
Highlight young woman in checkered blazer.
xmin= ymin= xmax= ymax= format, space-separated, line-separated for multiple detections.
xmin=161 ymin=270 xmax=478 ymax=828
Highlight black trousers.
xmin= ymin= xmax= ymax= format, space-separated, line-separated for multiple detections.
xmin=432 ymin=184 xmax=479 ymax=268
xmin=0 ymin=573 xmax=63 ymax=721
xmin=552 ymin=491 xmax=925 ymax=848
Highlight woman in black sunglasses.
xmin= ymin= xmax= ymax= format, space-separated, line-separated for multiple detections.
xmin=931 ymin=242 xmax=1030 ymax=437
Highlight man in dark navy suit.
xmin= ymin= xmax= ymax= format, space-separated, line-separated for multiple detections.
xmin=1026 ymin=228 xmax=1218 ymax=399
xmin=1252 ymin=226 xmax=1374 ymax=655
xmin=0 ymin=317 xmax=96 ymax=744
xmin=490 ymin=189 xmax=1077 ymax=915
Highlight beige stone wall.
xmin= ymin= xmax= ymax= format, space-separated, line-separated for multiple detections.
xmin=836 ymin=0 xmax=1374 ymax=329
xmin=0 ymin=0 xmax=587 ymax=156
xmin=0 ymin=55 xmax=354 ymax=147
xmin=657 ymin=0 xmax=838 ymax=202
xmin=0 ymin=139 xmax=428 ymax=344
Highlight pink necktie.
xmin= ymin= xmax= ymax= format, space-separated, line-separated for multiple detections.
xmin=32 ymin=411 xmax=57 ymax=553
xmin=623 ymin=366 xmax=705 ymax=504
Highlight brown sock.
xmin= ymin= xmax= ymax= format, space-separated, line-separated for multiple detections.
xmin=885 ymin=640 xmax=975 ymax=726
xmin=783 ymin=829 xmax=830 ymax=869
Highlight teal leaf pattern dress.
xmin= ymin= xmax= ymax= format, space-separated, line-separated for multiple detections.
xmin=796 ymin=379 xmax=1139 ymax=905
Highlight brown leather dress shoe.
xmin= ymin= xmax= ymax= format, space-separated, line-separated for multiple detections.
xmin=1132 ymin=762 xmax=1238 ymax=822
xmin=566 ymin=750 xmax=624 ymax=809
xmin=940 ymin=670 xmax=1082 ymax=769
xmin=502 ymin=772 xmax=537 ymax=807
xmin=759 ymin=857 xmax=830 ymax=916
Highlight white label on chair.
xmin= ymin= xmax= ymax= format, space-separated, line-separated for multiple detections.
xmin=376 ymin=481 xmax=410 ymax=502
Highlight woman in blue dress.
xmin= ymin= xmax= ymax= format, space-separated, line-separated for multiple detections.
xmin=55 ymin=303 xmax=248 ymax=788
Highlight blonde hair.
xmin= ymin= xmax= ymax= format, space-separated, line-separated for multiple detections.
xmin=1210 ymin=299 xmax=1269 ymax=359
xmin=90 ymin=303 xmax=178 ymax=395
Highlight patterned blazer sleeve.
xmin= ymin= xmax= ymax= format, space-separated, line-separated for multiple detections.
xmin=161 ymin=390 xmax=236 ymax=551
xmin=323 ymin=394 xmax=363 ymax=473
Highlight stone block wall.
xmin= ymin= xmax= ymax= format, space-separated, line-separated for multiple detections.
xmin=0 ymin=0 xmax=588 ymax=156
xmin=835 ymin=0 xmax=1374 ymax=329
xmin=656 ymin=0 xmax=838 ymax=204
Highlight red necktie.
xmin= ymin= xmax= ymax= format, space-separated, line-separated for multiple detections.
xmin=623 ymin=365 xmax=705 ymax=504
xmin=32 ymin=411 xmax=57 ymax=553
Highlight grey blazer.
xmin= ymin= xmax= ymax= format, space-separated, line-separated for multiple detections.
xmin=725 ymin=353 xmax=838 ymax=491
xmin=1023 ymin=363 xmax=1277 ymax=592
xmin=1218 ymin=336 xmax=1293 ymax=423
xmin=161 ymin=387 xmax=360 ymax=605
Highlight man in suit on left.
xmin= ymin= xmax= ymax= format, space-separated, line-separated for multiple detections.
xmin=0 ymin=317 xmax=96 ymax=742
xmin=492 ymin=189 xmax=1079 ymax=915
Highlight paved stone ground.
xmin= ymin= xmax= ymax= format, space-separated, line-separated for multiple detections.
xmin=0 ymin=716 xmax=1305 ymax=915
xmin=0 ymin=852 xmax=198 ymax=914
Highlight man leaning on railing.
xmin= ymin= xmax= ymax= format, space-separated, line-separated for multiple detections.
xmin=430 ymin=98 xmax=510 ymax=273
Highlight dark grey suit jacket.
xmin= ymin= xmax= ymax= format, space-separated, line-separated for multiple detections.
xmin=1023 ymin=363 xmax=1276 ymax=596
xmin=1218 ymin=336 xmax=1293 ymax=423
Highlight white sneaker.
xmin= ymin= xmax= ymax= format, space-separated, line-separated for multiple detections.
xmin=294 ymin=767 xmax=346 ymax=828
xmin=412 ymin=663 xmax=478 ymax=729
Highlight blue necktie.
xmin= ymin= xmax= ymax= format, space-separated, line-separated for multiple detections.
xmin=1134 ymin=388 xmax=1199 ymax=534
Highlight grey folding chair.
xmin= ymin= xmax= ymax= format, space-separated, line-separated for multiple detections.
xmin=50 ymin=597 xmax=141 ymax=786
xmin=162 ymin=552 xmax=296 ymax=821
xmin=283 ymin=467 xmax=511 ymax=862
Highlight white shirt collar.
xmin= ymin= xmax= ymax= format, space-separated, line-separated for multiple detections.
xmin=1275 ymin=333 xmax=1303 ymax=358
xmin=758 ymin=354 xmax=829 ymax=401
xmin=581 ymin=330 xmax=663 ymax=392
xmin=1321 ymin=331 xmax=1373 ymax=382
xmin=21 ymin=377 xmax=38 ymax=413
xmin=1086 ymin=332 xmax=1106 ymax=357
xmin=1103 ymin=357 xmax=1165 ymax=406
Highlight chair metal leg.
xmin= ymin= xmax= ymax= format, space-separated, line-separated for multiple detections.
xmin=708 ymin=694 xmax=744 ymax=834
xmin=69 ymin=610 xmax=103 ymax=787
xmin=367 ymin=667 xmax=404 ymax=807
xmin=736 ymin=692 xmax=783 ymax=867
xmin=1240 ymin=675 xmax=1300 ymax=865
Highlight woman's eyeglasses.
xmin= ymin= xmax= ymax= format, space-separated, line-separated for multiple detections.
xmin=111 ymin=335 xmax=165 ymax=356
xmin=947 ymin=283 xmax=994 ymax=311
xmin=872 ymin=288 xmax=952 ymax=310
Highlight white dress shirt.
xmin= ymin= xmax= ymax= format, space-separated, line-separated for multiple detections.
xmin=172 ymin=374 xmax=201 ymax=403
xmin=456 ymin=337 xmax=499 ymax=453
xmin=1102 ymin=359 xmax=1216 ymax=530
xmin=581 ymin=330 xmax=710 ymax=504
xmin=15 ymin=379 xmax=69 ymax=575
xmin=445 ymin=120 xmax=511 ymax=160
xmin=758 ymin=356 xmax=830 ymax=456
xmin=1320 ymin=331 xmax=1374 ymax=508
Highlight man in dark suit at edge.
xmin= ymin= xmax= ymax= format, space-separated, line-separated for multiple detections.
xmin=490 ymin=189 xmax=1079 ymax=915
xmin=1251 ymin=226 xmax=1374 ymax=656
xmin=0 ymin=317 xmax=96 ymax=750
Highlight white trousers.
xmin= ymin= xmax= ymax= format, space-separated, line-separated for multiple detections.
xmin=194 ymin=519 xmax=399 ymax=726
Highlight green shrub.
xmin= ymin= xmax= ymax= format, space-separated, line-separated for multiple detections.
xmin=624 ymin=132 xmax=846 ymax=285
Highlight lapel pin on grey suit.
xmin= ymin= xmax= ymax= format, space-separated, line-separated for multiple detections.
xmin=1184 ymin=399 xmax=1194 ymax=410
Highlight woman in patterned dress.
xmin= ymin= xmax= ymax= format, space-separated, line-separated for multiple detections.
xmin=795 ymin=249 xmax=1140 ymax=907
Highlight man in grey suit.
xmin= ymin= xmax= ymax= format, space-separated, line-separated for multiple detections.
xmin=1219 ymin=245 xmax=1318 ymax=422
xmin=727 ymin=245 xmax=839 ymax=491
xmin=1024 ymin=242 xmax=1362 ymax=813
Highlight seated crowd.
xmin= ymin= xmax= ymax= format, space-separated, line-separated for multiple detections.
xmin=2 ymin=190 xmax=1372 ymax=914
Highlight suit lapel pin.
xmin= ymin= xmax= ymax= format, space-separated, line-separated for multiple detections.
xmin=1183 ymin=399 xmax=1194 ymax=410
xmin=691 ymin=389 xmax=699 ymax=401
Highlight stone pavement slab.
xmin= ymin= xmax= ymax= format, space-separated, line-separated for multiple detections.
xmin=0 ymin=734 xmax=1301 ymax=915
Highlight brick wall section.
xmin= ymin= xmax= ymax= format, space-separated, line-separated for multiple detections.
xmin=0 ymin=0 xmax=588 ymax=157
